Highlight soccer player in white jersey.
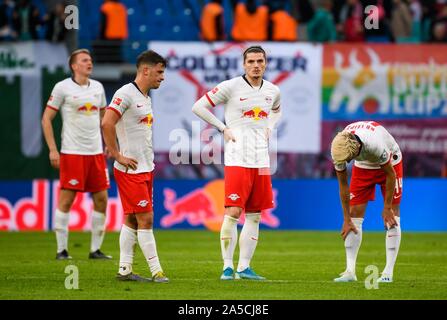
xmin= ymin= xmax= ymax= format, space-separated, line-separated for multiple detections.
xmin=192 ymin=46 xmax=282 ymax=280
xmin=330 ymin=121 xmax=403 ymax=283
xmin=41 ymin=49 xmax=112 ymax=260
xmin=102 ymin=50 xmax=169 ymax=283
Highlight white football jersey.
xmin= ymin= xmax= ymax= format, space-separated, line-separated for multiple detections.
xmin=46 ymin=78 xmax=107 ymax=155
xmin=205 ymin=76 xmax=281 ymax=168
xmin=108 ymin=82 xmax=155 ymax=174
xmin=334 ymin=121 xmax=402 ymax=171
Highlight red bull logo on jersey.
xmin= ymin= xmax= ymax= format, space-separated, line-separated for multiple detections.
xmin=138 ymin=114 xmax=153 ymax=127
xmin=242 ymin=107 xmax=269 ymax=121
xmin=77 ymin=103 xmax=99 ymax=115
xmin=161 ymin=179 xmax=279 ymax=232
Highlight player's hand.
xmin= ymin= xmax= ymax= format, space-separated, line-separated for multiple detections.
xmin=116 ymin=154 xmax=138 ymax=172
xmin=223 ymin=128 xmax=236 ymax=143
xmin=341 ymin=219 xmax=358 ymax=240
xmin=382 ymin=206 xmax=397 ymax=230
xmin=104 ymin=146 xmax=113 ymax=159
xmin=49 ymin=150 xmax=60 ymax=169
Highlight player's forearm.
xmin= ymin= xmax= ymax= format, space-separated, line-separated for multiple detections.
xmin=336 ymin=171 xmax=351 ymax=219
xmin=192 ymin=96 xmax=226 ymax=132
xmin=384 ymin=172 xmax=396 ymax=208
xmin=101 ymin=123 xmax=120 ymax=159
xmin=41 ymin=118 xmax=58 ymax=152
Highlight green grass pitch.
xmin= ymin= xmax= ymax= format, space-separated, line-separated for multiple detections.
xmin=1 ymin=231 xmax=446 ymax=300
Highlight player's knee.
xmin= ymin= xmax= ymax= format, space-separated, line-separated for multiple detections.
xmin=59 ymin=198 xmax=75 ymax=212
xmin=93 ymin=193 xmax=108 ymax=212
xmin=135 ymin=213 xmax=153 ymax=229
xmin=225 ymin=206 xmax=243 ymax=219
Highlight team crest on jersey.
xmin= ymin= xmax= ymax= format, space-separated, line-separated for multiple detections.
xmin=211 ymin=87 xmax=219 ymax=94
xmin=265 ymin=96 xmax=273 ymax=104
xmin=137 ymin=200 xmax=149 ymax=207
xmin=241 ymin=106 xmax=269 ymax=121
xmin=48 ymin=95 xmax=53 ymax=101
xmin=113 ymin=97 xmax=122 ymax=106
xmin=77 ymin=103 xmax=98 ymax=115
xmin=138 ymin=114 xmax=153 ymax=127
xmin=379 ymin=150 xmax=388 ymax=163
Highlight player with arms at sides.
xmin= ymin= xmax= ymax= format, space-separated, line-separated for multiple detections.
xmin=41 ymin=49 xmax=112 ymax=260
xmin=102 ymin=50 xmax=169 ymax=283
xmin=192 ymin=46 xmax=281 ymax=280
xmin=331 ymin=121 xmax=403 ymax=283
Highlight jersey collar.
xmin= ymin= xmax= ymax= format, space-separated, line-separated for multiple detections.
xmin=71 ymin=77 xmax=90 ymax=88
xmin=132 ymin=81 xmax=148 ymax=98
xmin=242 ymin=74 xmax=263 ymax=90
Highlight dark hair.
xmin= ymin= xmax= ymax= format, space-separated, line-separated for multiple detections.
xmin=136 ymin=50 xmax=167 ymax=69
xmin=68 ymin=48 xmax=91 ymax=73
xmin=243 ymin=45 xmax=266 ymax=62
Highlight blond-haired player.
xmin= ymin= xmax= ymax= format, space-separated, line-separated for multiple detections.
xmin=331 ymin=121 xmax=402 ymax=283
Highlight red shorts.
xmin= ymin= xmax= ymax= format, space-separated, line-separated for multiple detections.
xmin=114 ymin=168 xmax=154 ymax=214
xmin=60 ymin=153 xmax=109 ymax=193
xmin=224 ymin=166 xmax=274 ymax=212
xmin=350 ymin=161 xmax=403 ymax=206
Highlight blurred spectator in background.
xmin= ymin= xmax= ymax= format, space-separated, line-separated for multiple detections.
xmin=98 ymin=0 xmax=128 ymax=63
xmin=0 ymin=0 xmax=16 ymax=41
xmin=409 ymin=0 xmax=422 ymax=22
xmin=268 ymin=0 xmax=297 ymax=41
xmin=291 ymin=0 xmax=315 ymax=41
xmin=307 ymin=0 xmax=337 ymax=42
xmin=44 ymin=2 xmax=67 ymax=43
xmin=100 ymin=0 xmax=128 ymax=41
xmin=12 ymin=0 xmax=40 ymax=41
xmin=231 ymin=0 xmax=268 ymax=41
xmin=431 ymin=5 xmax=447 ymax=42
xmin=421 ymin=0 xmax=436 ymax=41
xmin=200 ymin=0 xmax=225 ymax=41
xmin=338 ymin=0 xmax=365 ymax=41
xmin=390 ymin=0 xmax=412 ymax=41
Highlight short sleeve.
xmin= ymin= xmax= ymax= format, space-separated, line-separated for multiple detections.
xmin=370 ymin=138 xmax=392 ymax=166
xmin=99 ymin=84 xmax=107 ymax=109
xmin=272 ymin=86 xmax=281 ymax=111
xmin=107 ymin=90 xmax=131 ymax=117
xmin=46 ymin=82 xmax=65 ymax=111
xmin=204 ymin=80 xmax=231 ymax=107
xmin=377 ymin=147 xmax=392 ymax=166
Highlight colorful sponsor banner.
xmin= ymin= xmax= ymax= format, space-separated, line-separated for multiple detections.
xmin=323 ymin=44 xmax=447 ymax=120
xmin=1 ymin=179 xmax=447 ymax=232
xmin=149 ymin=42 xmax=322 ymax=153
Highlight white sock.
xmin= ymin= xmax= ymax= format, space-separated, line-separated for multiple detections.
xmin=119 ymin=224 xmax=137 ymax=275
xmin=383 ymin=216 xmax=401 ymax=276
xmin=237 ymin=213 xmax=261 ymax=272
xmin=137 ymin=229 xmax=162 ymax=276
xmin=220 ymin=215 xmax=238 ymax=270
xmin=90 ymin=211 xmax=106 ymax=252
xmin=344 ymin=217 xmax=363 ymax=274
xmin=54 ymin=209 xmax=69 ymax=253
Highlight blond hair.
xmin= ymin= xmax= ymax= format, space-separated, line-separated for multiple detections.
xmin=330 ymin=131 xmax=360 ymax=164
